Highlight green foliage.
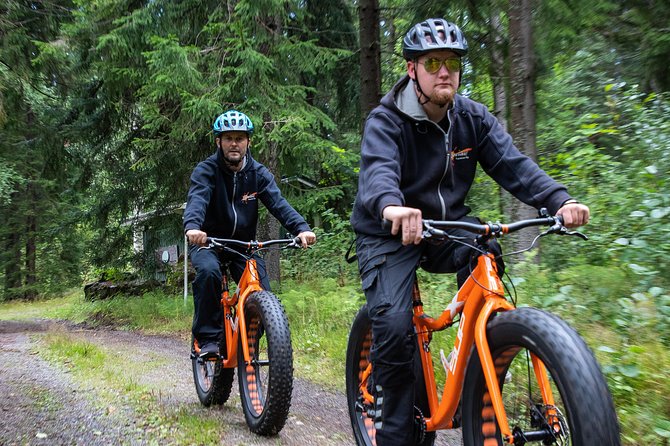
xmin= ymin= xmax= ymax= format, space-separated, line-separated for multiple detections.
xmin=279 ymin=277 xmax=363 ymax=388
xmin=282 ymin=209 xmax=358 ymax=285
xmin=537 ymin=47 xmax=670 ymax=326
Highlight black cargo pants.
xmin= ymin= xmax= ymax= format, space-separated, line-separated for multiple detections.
xmin=355 ymin=217 xmax=503 ymax=446
xmin=189 ymin=245 xmax=271 ymax=346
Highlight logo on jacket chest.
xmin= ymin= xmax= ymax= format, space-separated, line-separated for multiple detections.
xmin=452 ymin=147 xmax=473 ymax=162
xmin=241 ymin=191 xmax=258 ymax=204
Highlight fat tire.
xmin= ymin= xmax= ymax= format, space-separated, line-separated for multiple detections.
xmin=237 ymin=291 xmax=293 ymax=435
xmin=461 ymin=307 xmax=620 ymax=445
xmin=191 ymin=337 xmax=234 ymax=406
xmin=346 ymin=304 xmax=436 ymax=446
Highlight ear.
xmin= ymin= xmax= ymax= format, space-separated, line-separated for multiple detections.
xmin=215 ymin=136 xmax=221 ymax=149
xmin=407 ymin=60 xmax=416 ymax=80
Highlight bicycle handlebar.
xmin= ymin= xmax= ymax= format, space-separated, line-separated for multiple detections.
xmin=423 ymin=215 xmax=559 ymax=236
xmin=381 ymin=208 xmax=588 ymax=241
xmin=205 ymin=236 xmax=303 ymax=251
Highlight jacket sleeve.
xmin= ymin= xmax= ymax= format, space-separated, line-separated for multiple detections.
xmin=183 ymin=162 xmax=214 ymax=233
xmin=477 ymin=110 xmax=571 ymax=215
xmin=257 ymin=166 xmax=311 ymax=235
xmin=358 ymin=110 xmax=405 ymax=218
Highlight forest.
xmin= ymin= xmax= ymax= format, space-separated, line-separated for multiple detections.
xmin=0 ymin=0 xmax=669 ymax=444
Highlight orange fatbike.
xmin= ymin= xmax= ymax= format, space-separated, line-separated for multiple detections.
xmin=191 ymin=237 xmax=300 ymax=436
xmin=346 ymin=211 xmax=620 ymax=445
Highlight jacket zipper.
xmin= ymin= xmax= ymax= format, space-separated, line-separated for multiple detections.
xmin=437 ymin=110 xmax=453 ymax=219
xmin=231 ymin=173 xmax=238 ymax=237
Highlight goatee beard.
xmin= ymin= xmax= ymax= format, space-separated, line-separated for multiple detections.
xmin=431 ymin=89 xmax=454 ymax=106
xmin=224 ymin=156 xmax=242 ymax=166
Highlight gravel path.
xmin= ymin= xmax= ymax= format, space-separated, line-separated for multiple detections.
xmin=0 ymin=319 xmax=462 ymax=445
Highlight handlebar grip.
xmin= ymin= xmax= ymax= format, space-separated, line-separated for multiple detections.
xmin=381 ymin=219 xmax=393 ymax=232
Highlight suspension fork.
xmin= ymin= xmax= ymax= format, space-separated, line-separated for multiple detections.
xmin=471 ymin=253 xmax=518 ymax=443
xmin=474 ymin=304 xmax=559 ymax=442
xmin=236 ymin=259 xmax=263 ymax=367
xmin=531 ymin=354 xmax=560 ymax=429
xmin=474 ymin=297 xmax=515 ymax=442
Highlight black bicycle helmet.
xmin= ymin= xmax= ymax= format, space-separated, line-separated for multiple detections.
xmin=402 ymin=18 xmax=468 ymax=60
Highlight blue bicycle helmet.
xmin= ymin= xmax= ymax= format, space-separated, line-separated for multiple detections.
xmin=213 ymin=110 xmax=254 ymax=135
xmin=402 ymin=18 xmax=468 ymax=60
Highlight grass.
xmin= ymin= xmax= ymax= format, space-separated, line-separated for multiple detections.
xmin=38 ymin=330 xmax=230 ymax=445
xmin=0 ymin=289 xmax=81 ymax=321
xmin=280 ymin=277 xmax=364 ymax=389
xmin=2 ymin=267 xmax=669 ymax=445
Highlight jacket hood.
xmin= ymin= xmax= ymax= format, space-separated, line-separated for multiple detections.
xmin=381 ymin=74 xmax=458 ymax=123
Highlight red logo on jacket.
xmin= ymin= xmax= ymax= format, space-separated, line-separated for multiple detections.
xmin=241 ymin=192 xmax=258 ymax=203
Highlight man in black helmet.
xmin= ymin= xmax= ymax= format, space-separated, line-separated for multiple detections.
xmin=350 ymin=18 xmax=590 ymax=445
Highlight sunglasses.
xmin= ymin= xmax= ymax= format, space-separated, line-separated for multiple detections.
xmin=420 ymin=57 xmax=462 ymax=74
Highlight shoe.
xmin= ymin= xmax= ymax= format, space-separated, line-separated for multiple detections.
xmin=199 ymin=342 xmax=219 ymax=357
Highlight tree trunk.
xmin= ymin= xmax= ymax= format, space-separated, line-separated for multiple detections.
xmin=358 ymin=0 xmax=381 ymax=128
xmin=508 ymin=0 xmax=539 ymax=259
xmin=24 ymin=184 xmax=37 ymax=300
xmin=257 ymin=137 xmax=282 ymax=288
xmin=489 ymin=8 xmax=511 ymax=219
xmin=490 ymin=11 xmax=508 ymax=133
xmin=3 ymin=191 xmax=22 ymax=298
xmin=255 ymin=13 xmax=283 ymax=288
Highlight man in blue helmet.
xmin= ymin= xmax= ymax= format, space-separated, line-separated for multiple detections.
xmin=350 ymin=18 xmax=590 ymax=445
xmin=184 ymin=110 xmax=316 ymax=357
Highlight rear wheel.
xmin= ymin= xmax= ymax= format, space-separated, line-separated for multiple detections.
xmin=461 ymin=308 xmax=620 ymax=445
xmin=191 ymin=338 xmax=234 ymax=406
xmin=237 ymin=291 xmax=293 ymax=435
xmin=345 ymin=304 xmax=436 ymax=446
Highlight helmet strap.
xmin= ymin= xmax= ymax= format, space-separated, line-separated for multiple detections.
xmin=412 ymin=60 xmax=447 ymax=109
xmin=411 ymin=60 xmax=431 ymax=106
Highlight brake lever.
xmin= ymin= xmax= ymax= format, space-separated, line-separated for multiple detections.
xmin=289 ymin=236 xmax=303 ymax=248
xmin=197 ymin=239 xmax=223 ymax=251
xmin=423 ymin=225 xmax=449 ymax=243
xmin=544 ymin=224 xmax=588 ymax=240
xmin=565 ymin=230 xmax=588 ymax=240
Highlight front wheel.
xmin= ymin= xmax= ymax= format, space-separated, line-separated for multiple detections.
xmin=237 ymin=291 xmax=293 ymax=435
xmin=461 ymin=307 xmax=620 ymax=445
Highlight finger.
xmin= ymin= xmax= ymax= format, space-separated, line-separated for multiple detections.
xmin=412 ymin=214 xmax=422 ymax=244
xmin=566 ymin=210 xmax=579 ymax=228
xmin=408 ymin=216 xmax=418 ymax=244
xmin=401 ymin=219 xmax=411 ymax=245
xmin=391 ymin=219 xmax=400 ymax=236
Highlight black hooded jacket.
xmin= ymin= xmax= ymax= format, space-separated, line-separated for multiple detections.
xmin=183 ymin=149 xmax=310 ymax=240
xmin=351 ymin=75 xmax=572 ymax=237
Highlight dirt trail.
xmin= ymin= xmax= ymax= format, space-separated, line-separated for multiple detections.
xmin=0 ymin=320 xmax=462 ymax=445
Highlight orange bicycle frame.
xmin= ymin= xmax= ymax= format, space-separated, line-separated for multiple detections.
xmin=407 ymin=253 xmax=558 ymax=443
xmin=219 ymin=258 xmax=264 ymax=369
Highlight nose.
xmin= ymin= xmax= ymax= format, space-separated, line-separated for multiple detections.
xmin=437 ymin=64 xmax=451 ymax=76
